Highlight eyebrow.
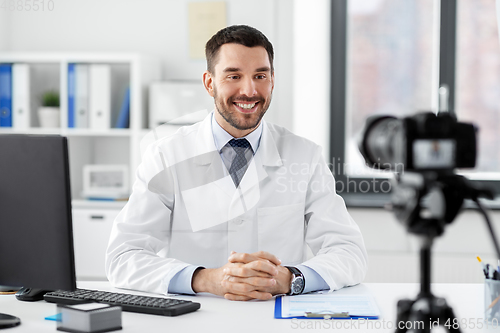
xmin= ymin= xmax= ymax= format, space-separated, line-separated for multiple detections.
xmin=222 ymin=66 xmax=271 ymax=73
xmin=255 ymin=67 xmax=271 ymax=73
xmin=223 ymin=67 xmax=240 ymax=73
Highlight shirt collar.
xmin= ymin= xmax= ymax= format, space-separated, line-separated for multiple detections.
xmin=211 ymin=111 xmax=263 ymax=153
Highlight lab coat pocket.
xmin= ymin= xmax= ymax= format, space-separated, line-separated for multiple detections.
xmin=257 ymin=203 xmax=305 ymax=265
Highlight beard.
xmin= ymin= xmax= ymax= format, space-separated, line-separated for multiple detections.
xmin=213 ymin=87 xmax=272 ymax=131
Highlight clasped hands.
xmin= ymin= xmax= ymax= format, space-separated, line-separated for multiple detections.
xmin=192 ymin=251 xmax=291 ymax=301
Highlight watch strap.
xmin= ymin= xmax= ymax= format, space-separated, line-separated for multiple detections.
xmin=286 ymin=266 xmax=302 ymax=277
xmin=285 ymin=266 xmax=304 ymax=295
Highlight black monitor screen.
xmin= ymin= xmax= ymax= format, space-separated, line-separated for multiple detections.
xmin=0 ymin=135 xmax=76 ymax=291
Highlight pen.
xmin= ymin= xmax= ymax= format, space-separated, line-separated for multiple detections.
xmin=495 ymin=260 xmax=500 ymax=280
xmin=489 ymin=295 xmax=500 ymax=320
xmin=488 ymin=265 xmax=498 ymax=280
xmin=488 ymin=295 xmax=500 ymax=309
xmin=478 ymin=256 xmax=489 ymax=279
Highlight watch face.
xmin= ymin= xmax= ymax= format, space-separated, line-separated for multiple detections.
xmin=292 ymin=276 xmax=305 ymax=294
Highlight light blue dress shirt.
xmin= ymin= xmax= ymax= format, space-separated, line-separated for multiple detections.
xmin=168 ymin=113 xmax=329 ymax=294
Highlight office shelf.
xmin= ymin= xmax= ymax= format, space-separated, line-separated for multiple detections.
xmin=0 ymin=52 xmax=161 ymax=206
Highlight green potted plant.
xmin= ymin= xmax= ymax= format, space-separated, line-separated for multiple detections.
xmin=38 ymin=90 xmax=60 ymax=128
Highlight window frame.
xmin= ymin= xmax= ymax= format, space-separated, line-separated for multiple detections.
xmin=330 ymin=0 xmax=500 ymax=207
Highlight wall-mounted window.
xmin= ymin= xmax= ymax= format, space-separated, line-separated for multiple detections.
xmin=331 ymin=0 xmax=500 ymax=206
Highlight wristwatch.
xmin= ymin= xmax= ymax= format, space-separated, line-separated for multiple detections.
xmin=286 ymin=266 xmax=305 ymax=295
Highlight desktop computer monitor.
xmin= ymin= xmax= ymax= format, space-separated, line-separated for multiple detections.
xmin=0 ymin=135 xmax=76 ymax=327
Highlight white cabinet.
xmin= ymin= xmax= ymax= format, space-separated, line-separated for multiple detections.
xmin=72 ymin=207 xmax=121 ymax=279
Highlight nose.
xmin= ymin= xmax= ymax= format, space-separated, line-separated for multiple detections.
xmin=239 ymin=77 xmax=257 ymax=97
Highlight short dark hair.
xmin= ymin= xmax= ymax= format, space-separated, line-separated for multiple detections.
xmin=205 ymin=25 xmax=274 ymax=74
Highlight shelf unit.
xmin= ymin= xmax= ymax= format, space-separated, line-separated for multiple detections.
xmin=0 ymin=53 xmax=161 ymax=206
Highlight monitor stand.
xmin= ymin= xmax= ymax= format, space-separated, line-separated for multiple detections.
xmin=0 ymin=314 xmax=20 ymax=329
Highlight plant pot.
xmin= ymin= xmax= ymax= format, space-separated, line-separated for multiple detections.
xmin=38 ymin=107 xmax=60 ymax=128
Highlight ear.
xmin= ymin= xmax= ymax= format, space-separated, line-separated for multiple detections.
xmin=203 ymin=71 xmax=215 ymax=97
xmin=271 ymin=71 xmax=275 ymax=92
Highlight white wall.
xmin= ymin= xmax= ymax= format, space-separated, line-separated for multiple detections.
xmin=0 ymin=10 xmax=8 ymax=50
xmin=271 ymin=0 xmax=294 ymax=130
xmin=3 ymin=0 xmax=294 ymax=130
xmin=293 ymin=0 xmax=331 ymax=157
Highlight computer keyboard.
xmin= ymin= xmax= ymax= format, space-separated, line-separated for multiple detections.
xmin=44 ymin=289 xmax=200 ymax=317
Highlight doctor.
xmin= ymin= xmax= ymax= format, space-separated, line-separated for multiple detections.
xmin=106 ymin=25 xmax=367 ymax=301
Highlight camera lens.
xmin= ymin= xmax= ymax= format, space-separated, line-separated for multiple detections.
xmin=359 ymin=116 xmax=404 ymax=171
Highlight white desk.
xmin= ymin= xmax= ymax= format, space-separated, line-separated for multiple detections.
xmin=0 ymin=282 xmax=494 ymax=332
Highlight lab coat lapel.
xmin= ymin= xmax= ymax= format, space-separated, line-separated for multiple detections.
xmin=182 ymin=115 xmax=240 ymax=232
xmin=239 ymin=121 xmax=283 ymax=187
xmin=193 ymin=114 xmax=235 ymax=199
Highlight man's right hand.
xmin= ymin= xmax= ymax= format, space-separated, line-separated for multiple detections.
xmin=191 ymin=252 xmax=281 ymax=301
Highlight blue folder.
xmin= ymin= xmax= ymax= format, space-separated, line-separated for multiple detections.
xmin=0 ymin=64 xmax=13 ymax=127
xmin=67 ymin=63 xmax=76 ymax=128
xmin=115 ymin=87 xmax=130 ymax=128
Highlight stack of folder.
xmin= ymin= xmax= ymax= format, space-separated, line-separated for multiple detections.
xmin=0 ymin=62 xmax=130 ymax=130
xmin=68 ymin=63 xmax=123 ymax=129
xmin=68 ymin=63 xmax=130 ymax=129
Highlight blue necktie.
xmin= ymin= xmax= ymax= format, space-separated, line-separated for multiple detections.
xmin=228 ymin=138 xmax=251 ymax=187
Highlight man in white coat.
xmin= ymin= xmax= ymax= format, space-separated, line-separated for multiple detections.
xmin=106 ymin=25 xmax=367 ymax=301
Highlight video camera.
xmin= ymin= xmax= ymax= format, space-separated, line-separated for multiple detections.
xmin=358 ymin=111 xmax=498 ymax=333
xmin=359 ymin=112 xmax=476 ymax=173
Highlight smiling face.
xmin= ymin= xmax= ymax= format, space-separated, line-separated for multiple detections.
xmin=203 ymin=43 xmax=275 ymax=138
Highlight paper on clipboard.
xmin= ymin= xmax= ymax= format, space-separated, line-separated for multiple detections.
xmin=275 ymin=294 xmax=380 ymax=319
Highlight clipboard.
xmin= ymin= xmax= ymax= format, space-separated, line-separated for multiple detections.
xmin=274 ymin=294 xmax=380 ymax=320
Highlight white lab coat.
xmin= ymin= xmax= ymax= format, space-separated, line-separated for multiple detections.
xmin=105 ymin=114 xmax=368 ymax=295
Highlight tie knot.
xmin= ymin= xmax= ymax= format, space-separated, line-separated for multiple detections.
xmin=228 ymin=138 xmax=250 ymax=150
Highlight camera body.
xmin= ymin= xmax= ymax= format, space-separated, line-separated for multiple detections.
xmin=359 ymin=112 xmax=476 ymax=172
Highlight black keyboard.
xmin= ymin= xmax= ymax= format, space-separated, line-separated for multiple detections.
xmin=44 ymin=289 xmax=200 ymax=317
